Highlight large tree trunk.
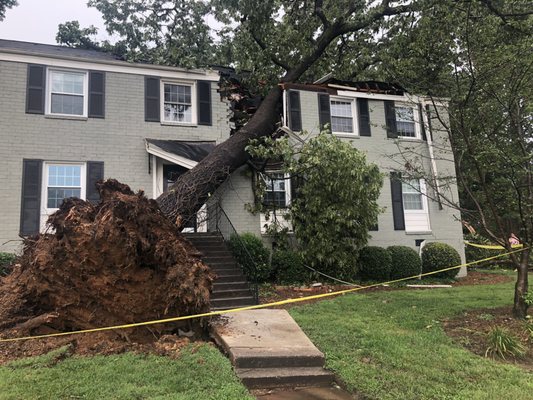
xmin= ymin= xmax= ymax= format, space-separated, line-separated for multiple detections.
xmin=513 ymin=248 xmax=530 ymax=319
xmin=156 ymin=86 xmax=282 ymax=223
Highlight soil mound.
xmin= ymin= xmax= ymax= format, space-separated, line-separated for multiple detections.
xmin=0 ymin=179 xmax=214 ymax=361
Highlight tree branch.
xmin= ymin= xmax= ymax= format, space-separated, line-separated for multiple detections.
xmin=250 ymin=27 xmax=291 ymax=71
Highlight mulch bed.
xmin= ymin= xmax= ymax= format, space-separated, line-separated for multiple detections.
xmin=443 ymin=306 xmax=532 ymax=370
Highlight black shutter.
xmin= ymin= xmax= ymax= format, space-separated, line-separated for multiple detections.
xmin=357 ymin=98 xmax=371 ymax=136
xmin=288 ymin=90 xmax=302 ymax=131
xmin=26 ymin=64 xmax=46 ymax=114
xmin=384 ymin=100 xmax=397 ymax=138
xmin=418 ymin=103 xmax=427 ymax=141
xmin=198 ymin=80 xmax=212 ymax=125
xmin=145 ymin=76 xmax=160 ymax=122
xmin=20 ymin=159 xmax=42 ymax=236
xmin=86 ymin=162 xmax=104 ymax=204
xmin=317 ymin=93 xmax=331 ymax=132
xmin=88 ymin=71 xmax=105 ymax=118
xmin=390 ymin=172 xmax=405 ymax=230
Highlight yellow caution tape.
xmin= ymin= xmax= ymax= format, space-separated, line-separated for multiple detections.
xmin=464 ymin=241 xmax=523 ymax=250
xmin=0 ymin=246 xmax=527 ymax=343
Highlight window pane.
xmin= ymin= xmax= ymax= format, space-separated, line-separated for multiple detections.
xmin=51 ymin=71 xmax=84 ymax=95
xmin=48 ymin=165 xmax=81 ymax=187
xmin=51 ymin=94 xmax=84 ymax=115
xmin=164 ymin=103 xmax=192 ymax=122
xmin=47 ymin=187 xmax=81 ymax=208
xmin=331 ymin=116 xmax=353 ymax=133
xmin=263 ymin=173 xmax=287 ymax=207
xmin=397 ymin=121 xmax=416 ymax=137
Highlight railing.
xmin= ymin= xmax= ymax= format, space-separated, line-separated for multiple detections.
xmin=209 ymin=202 xmax=259 ymax=304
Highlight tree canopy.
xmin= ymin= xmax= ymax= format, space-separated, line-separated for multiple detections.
xmin=0 ymin=0 xmax=17 ymax=21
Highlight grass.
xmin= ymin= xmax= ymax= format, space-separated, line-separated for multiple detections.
xmin=290 ymin=271 xmax=533 ymax=400
xmin=0 ymin=343 xmax=253 ymax=400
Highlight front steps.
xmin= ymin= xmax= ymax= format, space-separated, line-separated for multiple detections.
xmin=211 ymin=309 xmax=335 ymax=389
xmin=183 ymin=233 xmax=257 ymax=311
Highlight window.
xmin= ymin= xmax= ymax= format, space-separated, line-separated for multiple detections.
xmin=395 ymin=106 xmax=417 ymax=138
xmin=262 ymin=172 xmax=290 ymax=208
xmin=330 ymin=98 xmax=355 ymax=134
xmin=402 ymin=178 xmax=431 ymax=232
xmin=48 ymin=69 xmax=87 ymax=116
xmin=162 ymin=82 xmax=195 ymax=123
xmin=43 ymin=163 xmax=86 ymax=211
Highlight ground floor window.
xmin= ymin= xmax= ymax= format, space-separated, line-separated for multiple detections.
xmin=262 ymin=172 xmax=290 ymax=208
xmin=42 ymin=163 xmax=86 ymax=219
xmin=402 ymin=178 xmax=430 ymax=232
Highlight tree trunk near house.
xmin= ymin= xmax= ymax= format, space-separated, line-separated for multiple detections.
xmin=513 ymin=248 xmax=530 ymax=319
xmin=156 ymin=86 xmax=283 ymax=223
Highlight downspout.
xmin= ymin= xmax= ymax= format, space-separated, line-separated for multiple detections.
xmin=422 ymin=101 xmax=443 ymax=210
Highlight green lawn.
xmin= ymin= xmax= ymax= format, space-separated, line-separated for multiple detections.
xmin=0 ymin=343 xmax=253 ymax=400
xmin=290 ymin=271 xmax=533 ymax=400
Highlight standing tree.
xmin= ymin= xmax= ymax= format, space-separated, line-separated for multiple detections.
xmin=373 ymin=1 xmax=533 ymax=318
xmin=0 ymin=0 xmax=17 ymax=21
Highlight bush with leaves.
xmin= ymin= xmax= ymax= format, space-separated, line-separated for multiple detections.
xmin=358 ymin=246 xmax=391 ymax=281
xmin=247 ymin=132 xmax=383 ymax=280
xmin=0 ymin=252 xmax=16 ymax=276
xmin=272 ymin=249 xmax=312 ymax=284
xmin=485 ymin=327 xmax=526 ymax=359
xmin=421 ymin=242 xmax=461 ymax=279
xmin=228 ymin=233 xmax=271 ymax=282
xmin=387 ymin=246 xmax=421 ymax=280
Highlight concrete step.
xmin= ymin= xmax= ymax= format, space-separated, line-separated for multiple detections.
xmin=212 ymin=288 xmax=254 ymax=299
xmin=235 ymin=367 xmax=334 ymax=389
xmin=211 ymin=296 xmax=256 ymax=308
xmin=231 ymin=350 xmax=325 ymax=369
xmin=215 ymin=274 xmax=246 ymax=283
xmin=200 ymin=251 xmax=234 ymax=258
xmin=213 ymin=268 xmax=245 ymax=277
xmin=203 ymin=256 xmax=236 ymax=264
xmin=213 ymin=282 xmax=250 ymax=291
xmin=207 ymin=261 xmax=239 ymax=269
xmin=195 ymin=245 xmax=229 ymax=253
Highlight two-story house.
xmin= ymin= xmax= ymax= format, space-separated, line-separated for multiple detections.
xmin=0 ymin=39 xmax=228 ymax=252
xmin=0 ymin=39 xmax=465 ymax=276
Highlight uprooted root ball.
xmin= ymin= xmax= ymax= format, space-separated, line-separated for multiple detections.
xmin=0 ymin=179 xmax=214 ymax=361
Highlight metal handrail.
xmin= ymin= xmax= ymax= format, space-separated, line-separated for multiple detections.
xmin=211 ymin=203 xmax=259 ymax=304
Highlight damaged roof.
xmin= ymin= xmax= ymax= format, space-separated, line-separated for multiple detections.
xmin=145 ymin=139 xmax=216 ymax=162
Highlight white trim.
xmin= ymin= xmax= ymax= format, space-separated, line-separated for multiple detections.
xmin=333 ymin=88 xmax=409 ymax=102
xmin=46 ymin=67 xmax=89 ymax=118
xmin=0 ymin=51 xmax=219 ymax=81
xmin=160 ymin=80 xmax=198 ymax=125
xmin=330 ymin=95 xmax=358 ymax=136
xmin=145 ymin=141 xmax=198 ymax=169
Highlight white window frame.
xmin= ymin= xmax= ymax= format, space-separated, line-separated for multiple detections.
xmin=330 ymin=96 xmax=358 ymax=136
xmin=395 ymin=103 xmax=421 ymax=140
xmin=46 ymin=68 xmax=89 ymax=117
xmin=402 ymin=178 xmax=431 ymax=232
xmin=261 ymin=171 xmax=291 ymax=209
xmin=41 ymin=162 xmax=87 ymax=217
xmin=160 ymin=80 xmax=197 ymax=125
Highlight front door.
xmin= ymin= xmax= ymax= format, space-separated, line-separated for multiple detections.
xmin=163 ymin=164 xmax=197 ymax=231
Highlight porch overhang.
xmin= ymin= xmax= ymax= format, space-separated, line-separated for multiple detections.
xmin=145 ymin=139 xmax=216 ymax=169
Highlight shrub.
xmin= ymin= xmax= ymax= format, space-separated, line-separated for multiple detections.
xmin=272 ymin=250 xmax=312 ymax=284
xmin=421 ymin=242 xmax=461 ymax=279
xmin=0 ymin=252 xmax=16 ymax=276
xmin=228 ymin=233 xmax=271 ymax=282
xmin=358 ymin=246 xmax=391 ymax=281
xmin=387 ymin=246 xmax=421 ymax=280
xmin=485 ymin=327 xmax=526 ymax=359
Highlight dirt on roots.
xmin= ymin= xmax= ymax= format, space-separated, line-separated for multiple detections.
xmin=0 ymin=179 xmax=214 ymax=363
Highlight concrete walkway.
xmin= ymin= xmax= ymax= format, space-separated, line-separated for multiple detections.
xmin=211 ymin=309 xmax=335 ymax=389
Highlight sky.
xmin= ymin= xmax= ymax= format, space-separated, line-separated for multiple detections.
xmin=0 ymin=0 xmax=109 ymax=45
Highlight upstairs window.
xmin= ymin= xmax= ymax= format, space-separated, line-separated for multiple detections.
xmin=395 ymin=106 xmax=416 ymax=138
xmin=330 ymin=98 xmax=355 ymax=134
xmin=163 ymin=83 xmax=194 ymax=123
xmin=48 ymin=70 xmax=87 ymax=116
